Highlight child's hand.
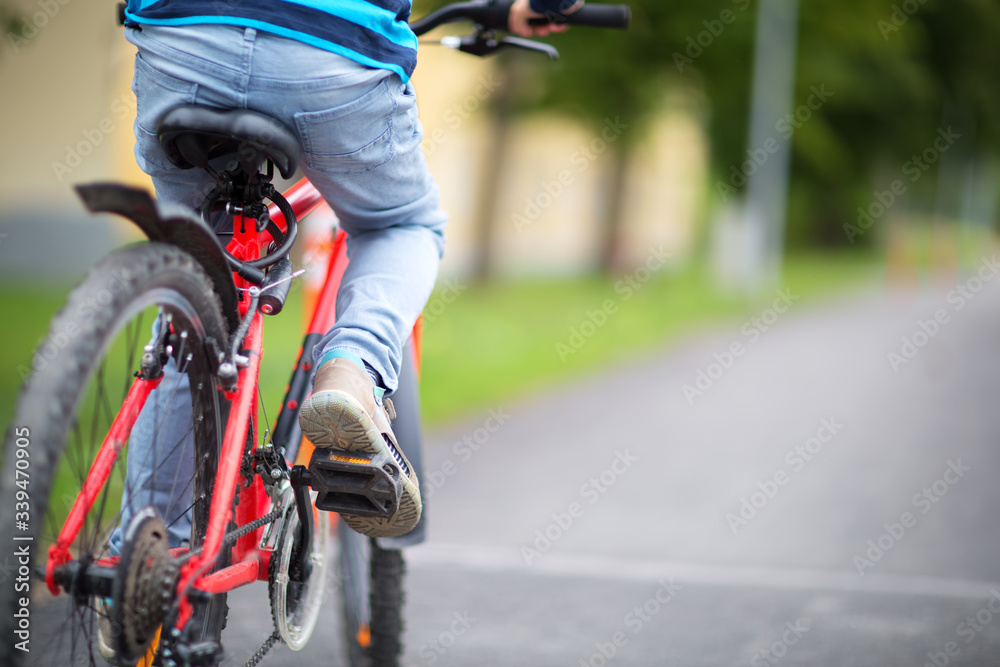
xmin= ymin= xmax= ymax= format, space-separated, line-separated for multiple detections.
xmin=508 ymin=0 xmax=584 ymax=38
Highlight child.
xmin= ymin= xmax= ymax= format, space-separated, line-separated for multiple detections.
xmin=119 ymin=0 xmax=584 ymax=540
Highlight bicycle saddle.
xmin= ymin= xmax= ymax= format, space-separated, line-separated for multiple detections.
xmin=158 ymin=105 xmax=301 ymax=179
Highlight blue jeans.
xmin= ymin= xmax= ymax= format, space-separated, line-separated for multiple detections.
xmin=114 ymin=24 xmax=445 ymax=548
xmin=111 ymin=357 xmax=198 ymax=553
xmin=128 ymin=24 xmax=446 ymax=388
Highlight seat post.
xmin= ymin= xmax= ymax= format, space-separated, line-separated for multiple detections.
xmin=200 ymin=159 xmax=276 ymax=234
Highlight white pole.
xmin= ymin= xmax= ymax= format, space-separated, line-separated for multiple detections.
xmin=743 ymin=0 xmax=800 ymax=292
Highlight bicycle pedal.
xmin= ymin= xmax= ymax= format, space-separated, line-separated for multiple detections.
xmin=166 ymin=640 xmax=222 ymax=667
xmin=305 ymin=448 xmax=404 ymax=519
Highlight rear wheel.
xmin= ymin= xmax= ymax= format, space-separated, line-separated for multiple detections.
xmin=0 ymin=244 xmax=231 ymax=667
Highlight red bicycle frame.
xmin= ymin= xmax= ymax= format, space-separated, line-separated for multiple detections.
xmin=44 ymin=176 xmax=420 ymax=634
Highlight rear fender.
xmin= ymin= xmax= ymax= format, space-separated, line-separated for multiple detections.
xmin=76 ymin=183 xmax=240 ymax=330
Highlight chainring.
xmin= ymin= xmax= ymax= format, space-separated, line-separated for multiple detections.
xmin=268 ymin=497 xmax=330 ymax=650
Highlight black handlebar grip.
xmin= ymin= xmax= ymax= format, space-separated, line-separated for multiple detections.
xmin=409 ymin=1 xmax=630 ymax=37
xmin=528 ymin=4 xmax=631 ymax=29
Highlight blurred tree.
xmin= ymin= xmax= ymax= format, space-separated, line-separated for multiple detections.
xmin=524 ymin=0 xmax=741 ymax=273
xmin=2 ymin=7 xmax=26 ymax=57
xmin=412 ymin=0 xmax=728 ymax=276
xmin=469 ymin=55 xmax=516 ymax=283
xmin=546 ymin=0 xmax=1000 ymax=250
xmin=784 ymin=0 xmax=1000 ymax=246
xmin=730 ymin=0 xmax=1000 ymax=247
xmin=412 ymin=0 xmax=1000 ymax=268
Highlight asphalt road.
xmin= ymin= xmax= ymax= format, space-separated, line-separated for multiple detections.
xmin=220 ymin=271 xmax=1000 ymax=667
xmin=28 ymin=272 xmax=1000 ymax=667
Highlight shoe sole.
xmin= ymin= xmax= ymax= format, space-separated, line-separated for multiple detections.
xmin=298 ymin=391 xmax=421 ymax=538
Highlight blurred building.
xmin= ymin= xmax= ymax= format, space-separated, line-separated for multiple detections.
xmin=0 ymin=0 xmax=704 ymax=282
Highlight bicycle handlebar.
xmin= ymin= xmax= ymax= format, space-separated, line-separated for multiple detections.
xmin=527 ymin=3 xmax=631 ymax=28
xmin=410 ymin=0 xmax=630 ymax=36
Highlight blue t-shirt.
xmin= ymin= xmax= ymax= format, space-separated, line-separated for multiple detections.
xmin=125 ymin=0 xmax=420 ymax=81
xmin=124 ymin=0 xmax=574 ymax=82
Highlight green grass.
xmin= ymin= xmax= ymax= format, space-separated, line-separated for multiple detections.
xmin=418 ymin=252 xmax=882 ymax=424
xmin=0 ymin=251 xmax=882 ymax=438
xmin=0 ymin=288 xmax=68 ymax=432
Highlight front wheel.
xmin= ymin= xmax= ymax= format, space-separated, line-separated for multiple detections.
xmin=0 ymin=243 xmax=231 ymax=667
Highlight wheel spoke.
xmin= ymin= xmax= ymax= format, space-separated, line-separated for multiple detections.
xmin=3 ymin=248 xmax=230 ymax=667
xmin=165 ymin=498 xmax=200 ymax=531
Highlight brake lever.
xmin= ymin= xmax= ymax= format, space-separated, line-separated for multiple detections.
xmin=501 ymin=36 xmax=559 ymax=60
xmin=440 ymin=28 xmax=559 ymax=60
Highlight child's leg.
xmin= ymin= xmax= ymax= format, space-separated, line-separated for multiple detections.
xmin=110 ymin=354 xmax=196 ymax=554
xmin=289 ymin=76 xmax=447 ymax=393
xmin=279 ymin=65 xmax=445 ymax=538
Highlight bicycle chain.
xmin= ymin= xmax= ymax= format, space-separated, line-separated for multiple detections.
xmin=241 ymin=504 xmax=290 ymax=667
xmin=224 ymin=505 xmax=284 ymax=547
xmin=244 ymin=630 xmax=282 ymax=667
xmin=180 ymin=504 xmax=285 ymax=564
xmin=211 ymin=469 xmax=288 ymax=666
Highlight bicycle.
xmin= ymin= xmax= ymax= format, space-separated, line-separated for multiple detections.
xmin=0 ymin=2 xmax=629 ymax=666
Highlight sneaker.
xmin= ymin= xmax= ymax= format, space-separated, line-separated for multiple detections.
xmin=298 ymin=356 xmax=421 ymax=537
